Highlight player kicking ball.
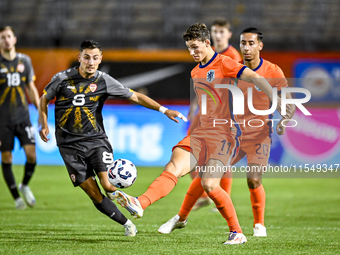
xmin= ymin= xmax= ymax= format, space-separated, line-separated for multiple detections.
xmin=114 ymin=23 xmax=286 ymax=244
xmin=38 ymin=40 xmax=186 ymax=237
xmin=167 ymin=27 xmax=296 ymax=238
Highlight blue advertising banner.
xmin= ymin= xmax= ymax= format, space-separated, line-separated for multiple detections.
xmin=11 ymin=105 xmax=189 ymax=166
xmin=294 ymin=60 xmax=340 ymax=102
xmin=10 ymin=105 xmax=340 ymax=169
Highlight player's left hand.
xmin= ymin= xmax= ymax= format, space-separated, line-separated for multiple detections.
xmin=276 ymin=117 xmax=287 ymax=135
xmin=165 ymin=109 xmax=188 ymax=123
xmin=39 ymin=125 xmax=50 ymax=142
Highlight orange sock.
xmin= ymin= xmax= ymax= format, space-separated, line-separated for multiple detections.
xmin=220 ymin=177 xmax=232 ymax=196
xmin=138 ymin=171 xmax=178 ymax=209
xmin=191 ymin=170 xmax=208 ymax=199
xmin=249 ymin=184 xmax=266 ymax=226
xmin=207 ymin=186 xmax=242 ymax=233
xmin=178 ymin=178 xmax=204 ymax=221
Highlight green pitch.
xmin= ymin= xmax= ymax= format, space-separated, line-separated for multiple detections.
xmin=0 ymin=165 xmax=339 ymax=254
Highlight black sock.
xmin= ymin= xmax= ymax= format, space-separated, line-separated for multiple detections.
xmin=2 ymin=162 xmax=20 ymax=199
xmin=22 ymin=162 xmax=36 ymax=185
xmin=94 ymin=196 xmax=128 ymax=225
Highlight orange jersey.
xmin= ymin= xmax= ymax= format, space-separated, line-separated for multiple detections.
xmin=238 ymin=58 xmax=288 ymax=139
xmin=218 ymin=45 xmax=242 ymax=62
xmin=188 ymin=45 xmax=242 ymax=134
xmin=192 ymin=52 xmax=247 ymax=135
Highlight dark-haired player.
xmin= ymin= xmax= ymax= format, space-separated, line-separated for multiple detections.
xmin=0 ymin=26 xmax=39 ymax=210
xmin=160 ymin=27 xmax=295 ymax=237
xmin=114 ymin=23 xmax=285 ymax=244
xmin=190 ymin=18 xmax=243 ymax=210
xmin=38 ymin=39 xmax=186 ymax=237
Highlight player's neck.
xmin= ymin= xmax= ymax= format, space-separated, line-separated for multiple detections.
xmin=214 ymin=43 xmax=229 ymax=53
xmin=201 ymin=48 xmax=216 ymax=66
xmin=245 ymin=56 xmax=261 ymax=70
xmin=1 ymin=48 xmax=16 ymax=61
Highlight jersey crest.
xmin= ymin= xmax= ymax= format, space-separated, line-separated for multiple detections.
xmin=89 ymin=83 xmax=97 ymax=92
xmin=17 ymin=63 xmax=25 ymax=73
xmin=206 ymin=70 xmax=215 ymax=82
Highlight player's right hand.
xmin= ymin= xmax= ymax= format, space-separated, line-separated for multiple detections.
xmin=165 ymin=109 xmax=188 ymax=123
xmin=39 ymin=126 xmax=50 ymax=142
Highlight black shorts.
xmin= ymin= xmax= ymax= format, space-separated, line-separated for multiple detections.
xmin=0 ymin=119 xmax=35 ymax=151
xmin=58 ymin=138 xmax=114 ymax=187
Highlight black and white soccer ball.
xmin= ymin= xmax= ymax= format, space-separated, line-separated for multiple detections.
xmin=107 ymin=159 xmax=137 ymax=188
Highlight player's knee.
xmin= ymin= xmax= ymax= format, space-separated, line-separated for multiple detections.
xmin=1 ymin=152 xmax=12 ymax=163
xmin=26 ymin=153 xmax=36 ymax=164
xmin=247 ymin=178 xmax=262 ymax=189
xmin=201 ymin=178 xmax=218 ymax=193
xmin=164 ymin=161 xmax=182 ymax=178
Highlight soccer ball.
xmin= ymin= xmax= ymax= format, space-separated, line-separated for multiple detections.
xmin=107 ymin=159 xmax=137 ymax=188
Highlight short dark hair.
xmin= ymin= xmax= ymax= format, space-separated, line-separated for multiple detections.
xmin=212 ymin=18 xmax=231 ymax=30
xmin=241 ymin=27 xmax=263 ymax=42
xmin=0 ymin=26 xmax=15 ymax=35
xmin=79 ymin=40 xmax=101 ymax=52
xmin=183 ymin=23 xmax=210 ymax=42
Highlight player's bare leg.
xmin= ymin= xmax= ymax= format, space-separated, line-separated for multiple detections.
xmin=163 ymin=147 xmax=196 ymax=178
xmin=115 ymin=147 xmax=197 ymax=218
xmin=247 ymin=163 xmax=267 ymax=237
xmin=97 ymin=171 xmax=117 ymax=200
xmin=80 ymin=177 xmax=105 ymax=203
xmin=23 ymin=145 xmax=36 ymax=164
xmin=80 ymin=176 xmax=137 ymax=236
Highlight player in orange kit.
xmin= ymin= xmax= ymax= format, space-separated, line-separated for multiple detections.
xmin=231 ymin=27 xmax=295 ymax=236
xmin=188 ymin=19 xmax=242 ymax=209
xmin=188 ymin=18 xmax=241 ymax=136
xmin=211 ymin=18 xmax=242 ymax=62
xmin=114 ymin=23 xmax=285 ymax=245
xmin=159 ymin=27 xmax=295 ymax=237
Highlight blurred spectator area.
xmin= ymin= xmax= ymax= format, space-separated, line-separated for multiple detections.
xmin=0 ymin=0 xmax=339 ymax=51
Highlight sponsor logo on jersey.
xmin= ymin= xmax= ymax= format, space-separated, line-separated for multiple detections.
xmin=0 ymin=68 xmax=7 ymax=73
xmin=207 ymin=70 xmax=215 ymax=82
xmin=67 ymin=85 xmax=76 ymax=89
xmin=17 ymin=63 xmax=25 ymax=73
xmin=70 ymin=174 xmax=76 ymax=183
xmin=89 ymin=83 xmax=97 ymax=92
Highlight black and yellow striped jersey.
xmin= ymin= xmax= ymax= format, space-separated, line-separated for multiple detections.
xmin=43 ymin=67 xmax=133 ymax=146
xmin=0 ymin=53 xmax=35 ymax=125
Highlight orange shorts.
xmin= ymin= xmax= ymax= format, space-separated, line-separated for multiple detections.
xmin=231 ymin=134 xmax=271 ymax=166
xmin=174 ymin=128 xmax=238 ymax=166
xmin=173 ymin=135 xmax=191 ymax=152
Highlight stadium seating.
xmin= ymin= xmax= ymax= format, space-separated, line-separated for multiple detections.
xmin=0 ymin=0 xmax=339 ymax=50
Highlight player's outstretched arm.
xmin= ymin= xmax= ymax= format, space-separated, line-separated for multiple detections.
xmin=38 ymin=95 xmax=50 ymax=142
xmin=128 ymin=91 xmax=187 ymax=123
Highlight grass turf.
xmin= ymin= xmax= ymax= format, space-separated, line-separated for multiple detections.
xmin=0 ymin=165 xmax=339 ymax=254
